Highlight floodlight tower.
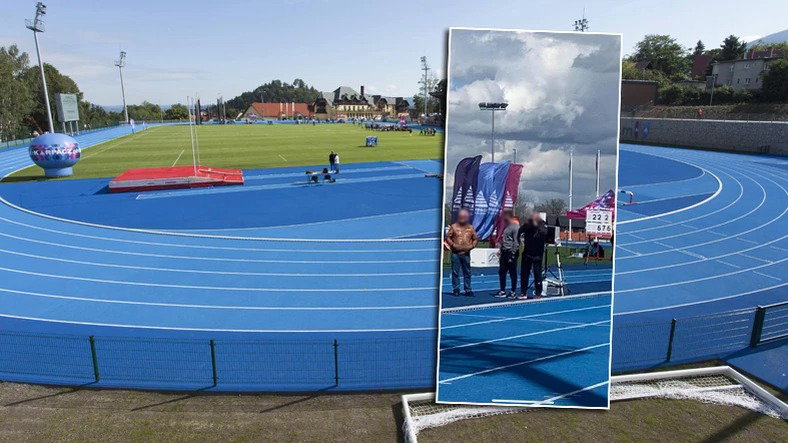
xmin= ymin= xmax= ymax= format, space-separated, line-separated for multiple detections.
xmin=115 ymin=51 xmax=129 ymax=124
xmin=420 ymin=56 xmax=430 ymax=119
xmin=573 ymin=9 xmax=589 ymax=32
xmin=478 ymin=102 xmax=508 ymax=163
xmin=25 ymin=2 xmax=54 ymax=133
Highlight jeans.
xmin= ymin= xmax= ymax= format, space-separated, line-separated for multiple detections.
xmin=520 ymin=254 xmax=543 ymax=296
xmin=450 ymin=252 xmax=472 ymax=294
xmin=498 ymin=250 xmax=518 ymax=292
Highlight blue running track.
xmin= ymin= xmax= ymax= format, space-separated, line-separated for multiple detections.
xmin=0 ymin=125 xmax=443 ymax=391
xmin=437 ymin=294 xmax=611 ymax=407
xmin=613 ymin=144 xmax=787 ymax=379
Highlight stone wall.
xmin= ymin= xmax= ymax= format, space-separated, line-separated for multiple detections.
xmin=619 ymin=117 xmax=788 ymax=156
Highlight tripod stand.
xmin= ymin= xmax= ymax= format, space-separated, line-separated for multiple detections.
xmin=543 ymin=241 xmax=568 ymax=297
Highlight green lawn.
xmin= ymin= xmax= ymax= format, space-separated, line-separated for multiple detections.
xmin=5 ymin=124 xmax=444 ymax=182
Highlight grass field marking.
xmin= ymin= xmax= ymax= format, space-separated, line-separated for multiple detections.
xmin=0 ymin=214 xmax=435 ymax=254
xmin=0 ymin=312 xmax=435 ymax=333
xmin=278 ymin=154 xmax=288 ymax=162
xmin=172 ymin=149 xmax=185 ymax=167
xmin=0 ymin=246 xmax=438 ymax=277
xmin=438 ymin=342 xmax=609 ymax=384
xmin=80 ymin=127 xmax=153 ymax=160
xmin=440 ymin=319 xmax=611 ymax=351
xmin=614 ymin=282 xmax=787 ymax=315
xmin=0 ymin=265 xmax=439 ymax=292
xmin=0 ymin=286 xmax=436 ymax=311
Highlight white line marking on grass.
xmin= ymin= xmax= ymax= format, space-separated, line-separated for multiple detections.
xmin=81 ymin=129 xmax=151 ymax=160
xmin=753 ymin=271 xmax=782 ymax=281
xmin=172 ymin=149 xmax=185 ymax=167
xmin=278 ymin=154 xmax=288 ymax=162
xmin=441 ymin=320 xmax=610 ymax=351
xmin=438 ymin=343 xmax=609 ymax=384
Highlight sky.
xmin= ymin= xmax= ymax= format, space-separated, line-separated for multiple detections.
xmin=445 ymin=29 xmax=621 ymax=207
xmin=1 ymin=0 xmax=785 ymax=106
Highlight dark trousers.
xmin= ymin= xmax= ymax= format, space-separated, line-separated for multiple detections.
xmin=520 ymin=254 xmax=543 ymax=296
xmin=450 ymin=252 xmax=472 ymax=294
xmin=498 ymin=250 xmax=518 ymax=292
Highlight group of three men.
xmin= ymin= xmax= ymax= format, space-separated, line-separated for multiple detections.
xmin=446 ymin=209 xmax=547 ymax=299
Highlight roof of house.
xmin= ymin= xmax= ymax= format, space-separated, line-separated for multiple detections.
xmin=691 ymin=53 xmax=715 ymax=78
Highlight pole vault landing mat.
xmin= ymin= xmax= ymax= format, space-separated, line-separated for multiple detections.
xmin=108 ymin=166 xmax=244 ymax=193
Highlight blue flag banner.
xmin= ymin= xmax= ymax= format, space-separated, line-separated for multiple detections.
xmin=450 ymin=155 xmax=482 ymax=222
xmin=472 ymin=161 xmax=511 ymax=239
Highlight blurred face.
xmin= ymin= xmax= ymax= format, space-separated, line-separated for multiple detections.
xmin=530 ymin=213 xmax=541 ymax=225
xmin=457 ymin=209 xmax=470 ymax=224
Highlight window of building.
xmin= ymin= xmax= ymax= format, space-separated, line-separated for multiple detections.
xmin=729 ymin=65 xmax=734 ymax=72
xmin=745 ymin=78 xmax=751 ymax=84
xmin=744 ymin=63 xmax=751 ymax=69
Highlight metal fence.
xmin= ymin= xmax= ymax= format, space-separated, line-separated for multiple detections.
xmin=0 ymin=122 xmax=125 ymax=150
xmin=0 ymin=302 xmax=784 ymax=391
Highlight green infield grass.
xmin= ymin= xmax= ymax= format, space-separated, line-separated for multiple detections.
xmin=4 ymin=124 xmax=444 ymax=182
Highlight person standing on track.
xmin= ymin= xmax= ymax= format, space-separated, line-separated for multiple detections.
xmin=333 ymin=152 xmax=341 ymax=173
xmin=496 ymin=210 xmax=520 ymax=298
xmin=329 ymin=151 xmax=337 ymax=173
xmin=518 ymin=212 xmax=547 ymax=300
xmin=446 ymin=209 xmax=478 ymax=297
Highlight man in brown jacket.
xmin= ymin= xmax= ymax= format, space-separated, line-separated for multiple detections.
xmin=446 ymin=209 xmax=478 ymax=296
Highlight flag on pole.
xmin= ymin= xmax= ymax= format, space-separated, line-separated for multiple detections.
xmin=450 ymin=156 xmax=482 ymax=222
xmin=491 ymin=163 xmax=523 ymax=247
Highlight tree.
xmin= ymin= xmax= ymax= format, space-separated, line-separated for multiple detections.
xmin=535 ymin=198 xmax=568 ymax=218
xmin=760 ymin=59 xmax=788 ymax=102
xmin=630 ymin=34 xmax=690 ymax=80
xmin=693 ymin=40 xmax=705 ymax=55
xmin=164 ymin=103 xmax=189 ymax=120
xmin=126 ymin=101 xmax=162 ymax=121
xmin=720 ymin=35 xmax=747 ymax=61
xmin=0 ymin=45 xmax=35 ymax=139
xmin=224 ymin=79 xmax=321 ymax=112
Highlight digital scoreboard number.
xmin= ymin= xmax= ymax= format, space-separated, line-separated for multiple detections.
xmin=586 ymin=209 xmax=613 ymax=238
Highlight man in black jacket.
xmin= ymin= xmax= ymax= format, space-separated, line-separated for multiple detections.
xmin=518 ymin=212 xmax=547 ymax=299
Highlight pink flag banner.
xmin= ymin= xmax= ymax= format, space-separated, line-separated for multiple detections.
xmin=566 ymin=189 xmax=616 ymax=220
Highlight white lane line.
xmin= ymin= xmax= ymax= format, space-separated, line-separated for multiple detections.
xmin=618 ymin=155 xmax=722 ymax=225
xmin=0 ymin=247 xmax=435 ymax=276
xmin=171 ymin=149 xmax=185 ymax=167
xmin=615 ymin=283 xmax=787 ymax=315
xmin=615 ymin=257 xmax=787 ymax=294
xmin=441 ymin=320 xmax=610 ymax=351
xmin=438 ymin=343 xmax=609 ymax=384
xmin=753 ymin=271 xmax=782 ymax=282
xmin=616 ymin=245 xmax=641 ymax=256
xmin=771 ymin=245 xmax=788 ymax=252
xmin=0 ymin=313 xmax=433 ymax=333
xmin=739 ymin=252 xmax=770 ymax=263
xmin=716 ymin=260 xmax=741 ymax=269
xmin=0 ymin=218 xmax=435 ymax=254
xmin=493 ymin=380 xmax=610 ymax=407
xmin=0 ymin=266 xmax=437 ymax=292
xmin=442 ymin=305 xmax=609 ymax=329
xmin=0 ymin=287 xmax=434 ymax=311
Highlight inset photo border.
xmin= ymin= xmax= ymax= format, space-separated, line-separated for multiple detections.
xmin=436 ymin=27 xmax=623 ymax=409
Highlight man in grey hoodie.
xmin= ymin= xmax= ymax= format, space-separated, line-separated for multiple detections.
xmin=496 ymin=210 xmax=520 ymax=298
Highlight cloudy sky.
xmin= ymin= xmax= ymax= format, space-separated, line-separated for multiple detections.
xmin=445 ymin=29 xmax=621 ymax=209
xmin=0 ymin=1 xmax=783 ymax=106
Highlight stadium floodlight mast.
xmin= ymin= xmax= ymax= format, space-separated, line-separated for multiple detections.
xmin=115 ymin=51 xmax=129 ymax=124
xmin=478 ymin=102 xmax=508 ymax=163
xmin=420 ymin=56 xmax=430 ymax=119
xmin=25 ymin=2 xmax=54 ymax=133
xmin=573 ymin=9 xmax=589 ymax=32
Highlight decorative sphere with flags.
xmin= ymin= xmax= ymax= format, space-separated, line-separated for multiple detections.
xmin=28 ymin=133 xmax=81 ymax=177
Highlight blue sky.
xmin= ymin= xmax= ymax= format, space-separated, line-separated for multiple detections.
xmin=1 ymin=0 xmax=785 ymax=106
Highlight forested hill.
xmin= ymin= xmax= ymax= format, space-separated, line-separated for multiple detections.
xmin=224 ymin=79 xmax=321 ymax=112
